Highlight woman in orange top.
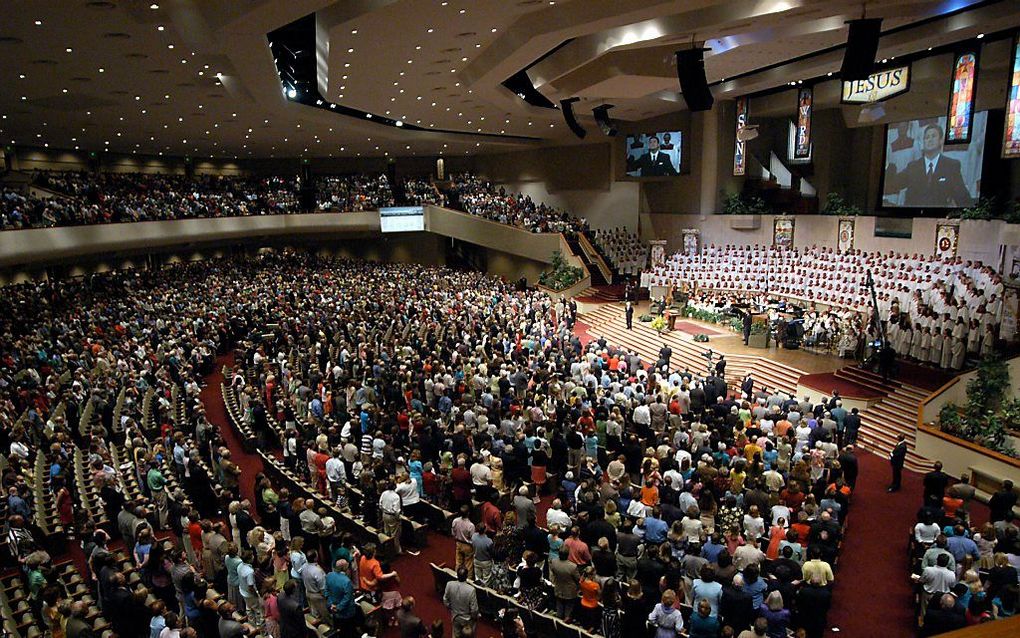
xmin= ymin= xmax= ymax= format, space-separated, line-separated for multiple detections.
xmin=640 ymin=479 xmax=660 ymax=508
xmin=766 ymin=517 xmax=787 ymax=560
xmin=578 ymin=566 xmax=602 ymax=629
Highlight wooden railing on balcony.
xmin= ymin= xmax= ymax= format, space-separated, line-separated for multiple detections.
xmin=577 ymin=232 xmax=613 ymax=283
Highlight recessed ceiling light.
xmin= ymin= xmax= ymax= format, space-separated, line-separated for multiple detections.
xmin=347 ymin=48 xmax=354 ymax=53
xmin=157 ymin=25 xmax=165 ymax=31
xmin=491 ymin=28 xmax=497 ymax=33
xmin=459 ymin=9 xmax=466 ymax=14
xmin=18 ymin=74 xmax=25 ymax=79
xmin=351 ymin=29 xmax=358 ymax=35
xmin=65 ymin=47 xmax=73 ymax=53
xmin=167 ymin=43 xmax=174 ymax=49
xmin=34 ymin=20 xmax=42 ymax=26
xmin=427 ymin=28 xmax=434 ymax=33
xmin=977 ymin=33 xmax=984 ymax=39
xmin=150 ymin=3 xmax=160 ymax=9
xmin=99 ymin=68 xmax=105 ymax=72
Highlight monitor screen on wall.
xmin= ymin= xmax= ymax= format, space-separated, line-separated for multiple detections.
xmin=625 ymin=132 xmax=682 ymax=177
xmin=880 ymin=111 xmax=986 ymax=208
xmin=379 ymin=206 xmax=425 ymax=232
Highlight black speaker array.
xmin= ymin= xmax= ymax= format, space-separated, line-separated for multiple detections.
xmin=675 ymin=48 xmax=714 ymax=112
xmin=840 ymin=18 xmax=883 ymax=81
xmin=559 ymin=98 xmax=587 ymax=139
xmin=592 ymin=104 xmax=617 ymax=136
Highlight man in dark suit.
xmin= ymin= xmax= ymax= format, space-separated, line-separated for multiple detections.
xmin=923 ymin=461 xmax=951 ymax=503
xmin=631 ymin=136 xmax=678 ymax=176
xmin=625 ymin=301 xmax=634 ymax=330
xmin=659 ymin=343 xmax=672 ymax=369
xmin=715 ymin=355 xmax=727 ymax=377
xmin=279 ymin=579 xmax=309 ymax=638
xmin=885 ymin=124 xmax=974 ymax=207
xmin=988 ymin=480 xmax=1017 ymax=523
xmin=837 ymin=445 xmax=859 ymax=491
xmin=888 ymin=434 xmax=908 ymax=492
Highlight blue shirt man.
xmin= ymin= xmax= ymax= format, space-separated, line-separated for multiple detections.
xmin=644 ymin=513 xmax=669 ymax=544
xmin=325 ymin=560 xmax=355 ymax=620
xmin=946 ymin=528 xmax=979 ymax=563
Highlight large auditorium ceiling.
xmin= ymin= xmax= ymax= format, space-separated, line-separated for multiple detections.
xmin=0 ymin=0 xmax=1014 ymax=159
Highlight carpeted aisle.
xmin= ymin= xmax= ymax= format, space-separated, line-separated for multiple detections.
xmin=826 ymin=450 xmax=925 ymax=637
xmin=200 ymin=354 xmax=498 ymax=637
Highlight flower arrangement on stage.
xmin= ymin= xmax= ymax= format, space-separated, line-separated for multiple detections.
xmin=650 ymin=316 xmax=666 ymax=333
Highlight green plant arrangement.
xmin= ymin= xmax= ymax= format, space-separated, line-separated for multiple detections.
xmin=720 ymin=193 xmax=769 ymax=216
xmin=639 ymin=314 xmax=653 ymax=322
xmin=950 ymin=197 xmax=997 ymax=220
xmin=821 ymin=192 xmax=862 ymax=216
xmin=749 ymin=321 xmax=769 ymax=335
xmin=537 ymin=250 xmax=584 ymax=291
xmin=692 ymin=334 xmax=710 ymax=343
xmin=937 ymin=355 xmax=1018 ymax=458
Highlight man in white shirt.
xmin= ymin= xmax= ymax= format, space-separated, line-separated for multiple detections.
xmin=469 ymin=456 xmax=492 ymax=489
xmin=546 ymin=499 xmax=572 ymax=531
xmin=379 ymin=481 xmax=404 ymax=556
xmin=325 ymin=448 xmax=346 ymax=502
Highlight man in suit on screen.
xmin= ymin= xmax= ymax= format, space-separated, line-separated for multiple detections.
xmin=631 ymin=136 xmax=678 ymax=176
xmin=884 ymin=124 xmax=974 ymax=207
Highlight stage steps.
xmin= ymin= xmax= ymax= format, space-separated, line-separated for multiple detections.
xmin=849 ymin=367 xmax=934 ymax=473
xmin=581 ymin=305 xmax=936 ymax=474
xmin=576 ymin=285 xmax=626 ymax=302
xmin=578 ymin=304 xmax=805 ymax=397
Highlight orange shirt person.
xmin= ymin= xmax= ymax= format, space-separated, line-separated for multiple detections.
xmin=358 ymin=544 xmax=396 ymax=593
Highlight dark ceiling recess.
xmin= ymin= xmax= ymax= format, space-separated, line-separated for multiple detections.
xmin=267 ymin=14 xmax=539 ymax=141
xmin=502 ymin=71 xmax=557 ymax=109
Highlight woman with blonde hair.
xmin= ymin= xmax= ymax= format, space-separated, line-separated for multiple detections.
xmin=647 ymin=589 xmax=684 ymax=637
xmin=759 ymin=590 xmax=791 ymax=638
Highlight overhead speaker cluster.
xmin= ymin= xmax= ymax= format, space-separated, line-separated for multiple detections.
xmin=559 ymin=98 xmax=587 ymax=139
xmin=592 ymin=104 xmax=617 ymax=136
xmin=841 ymin=18 xmax=883 ymax=81
xmin=675 ymin=48 xmax=713 ymax=111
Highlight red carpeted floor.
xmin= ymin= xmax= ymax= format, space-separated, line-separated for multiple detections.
xmin=799 ymin=372 xmax=885 ymax=400
xmin=889 ymin=360 xmax=957 ymax=392
xmin=672 ymin=321 xmax=723 ymax=337
xmin=827 ymin=450 xmax=989 ymax=638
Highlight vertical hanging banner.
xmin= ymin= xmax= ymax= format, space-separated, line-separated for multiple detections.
xmin=795 ymin=86 xmax=813 ymax=159
xmin=837 ymin=218 xmax=856 ymax=252
xmin=773 ymin=217 xmax=795 ymax=248
xmin=681 ymin=229 xmax=701 ymax=255
xmin=734 ymin=96 xmax=749 ymax=175
xmin=1003 ymin=33 xmax=1020 ymax=158
xmin=946 ymin=49 xmax=979 ymax=145
xmin=649 ymin=240 xmax=668 ymax=269
xmin=935 ymin=222 xmax=960 ymax=259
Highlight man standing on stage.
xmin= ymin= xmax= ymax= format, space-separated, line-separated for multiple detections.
xmin=625 ymin=301 xmax=634 ymax=330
